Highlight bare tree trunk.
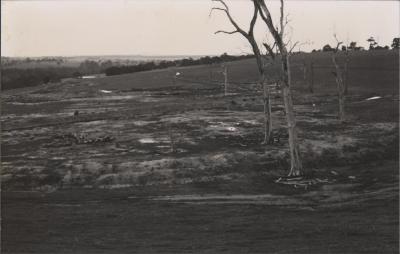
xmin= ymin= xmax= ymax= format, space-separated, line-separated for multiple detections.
xmin=343 ymin=59 xmax=349 ymax=95
xmin=211 ymin=0 xmax=273 ymax=144
xmin=223 ymin=65 xmax=228 ymax=96
xmin=309 ymin=62 xmax=314 ymax=93
xmin=282 ymin=54 xmax=303 ymax=176
xmin=210 ymin=65 xmax=213 ymax=81
xmin=250 ymin=40 xmax=273 ymax=144
xmin=332 ymin=53 xmax=345 ymax=122
xmin=255 ymin=0 xmax=303 ymax=176
xmin=262 ymin=74 xmax=272 ymax=144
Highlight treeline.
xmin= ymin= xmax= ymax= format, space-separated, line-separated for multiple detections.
xmin=1 ymin=53 xmax=252 ymax=90
xmin=1 ymin=60 xmax=112 ymax=90
xmin=104 ymin=53 xmax=253 ymax=76
xmin=1 ymin=57 xmax=65 ymax=67
xmin=315 ymin=37 xmax=400 ymax=53
xmin=1 ymin=67 xmax=81 ymax=90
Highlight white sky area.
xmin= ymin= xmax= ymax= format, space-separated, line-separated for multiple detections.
xmin=1 ymin=0 xmax=399 ymax=57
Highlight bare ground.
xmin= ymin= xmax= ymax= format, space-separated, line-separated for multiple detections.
xmin=1 ymin=62 xmax=399 ymax=253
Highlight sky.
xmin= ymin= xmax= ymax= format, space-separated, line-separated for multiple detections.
xmin=1 ymin=0 xmax=399 ymax=57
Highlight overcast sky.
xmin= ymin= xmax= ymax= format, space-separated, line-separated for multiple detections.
xmin=1 ymin=0 xmax=399 ymax=57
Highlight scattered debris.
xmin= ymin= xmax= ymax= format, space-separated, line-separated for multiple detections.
xmin=54 ymin=133 xmax=114 ymax=145
xmin=348 ymin=176 xmax=356 ymax=180
xmin=74 ymin=110 xmax=79 ymax=116
xmin=330 ymin=170 xmax=338 ymax=176
xmin=242 ymin=120 xmax=258 ymax=125
xmin=365 ymin=96 xmax=382 ymax=101
xmin=139 ymin=138 xmax=157 ymax=144
xmin=275 ymin=177 xmax=335 ymax=189
xmin=100 ymin=90 xmax=112 ymax=94
xmin=82 ymin=75 xmax=96 ymax=79
xmin=272 ymin=136 xmax=280 ymax=144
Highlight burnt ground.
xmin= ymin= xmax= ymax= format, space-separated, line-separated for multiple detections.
xmin=1 ymin=58 xmax=399 ymax=253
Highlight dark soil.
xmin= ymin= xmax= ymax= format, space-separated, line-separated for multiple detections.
xmin=1 ymin=52 xmax=398 ymax=253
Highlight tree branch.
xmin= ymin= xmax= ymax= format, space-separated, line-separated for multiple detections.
xmin=255 ymin=0 xmax=284 ymax=52
xmin=215 ymin=30 xmax=239 ymax=35
xmin=333 ymin=34 xmax=343 ymax=52
xmin=210 ymin=0 xmax=248 ymax=37
xmin=209 ymin=7 xmax=226 ymax=17
xmin=263 ymin=42 xmax=276 ymax=59
xmin=248 ymin=0 xmax=258 ymax=36
xmin=279 ymin=0 xmax=285 ymax=37
xmin=289 ymin=41 xmax=299 ymax=53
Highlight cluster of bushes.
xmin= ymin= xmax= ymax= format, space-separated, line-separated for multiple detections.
xmin=104 ymin=53 xmax=253 ymax=76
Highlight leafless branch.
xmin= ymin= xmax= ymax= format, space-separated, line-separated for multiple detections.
xmin=210 ymin=0 xmax=247 ymax=37
xmin=279 ymin=0 xmax=285 ymax=37
xmin=248 ymin=0 xmax=258 ymax=36
xmin=212 ymin=0 xmax=229 ymax=10
xmin=209 ymin=7 xmax=225 ymax=17
xmin=215 ymin=30 xmax=239 ymax=35
xmin=263 ymin=42 xmax=276 ymax=59
xmin=285 ymin=14 xmax=291 ymax=27
xmin=333 ymin=33 xmax=343 ymax=52
xmin=291 ymin=41 xmax=310 ymax=53
xmin=255 ymin=0 xmax=284 ymax=52
xmin=289 ymin=41 xmax=299 ymax=53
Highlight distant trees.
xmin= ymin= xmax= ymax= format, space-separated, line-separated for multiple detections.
xmin=104 ymin=53 xmax=252 ymax=76
xmin=331 ymin=41 xmax=364 ymax=51
xmin=322 ymin=44 xmax=334 ymax=52
xmin=1 ymin=67 xmax=79 ymax=90
xmin=79 ymin=60 xmax=101 ymax=74
xmin=347 ymin=41 xmax=364 ymax=51
xmin=2 ymin=54 xmax=254 ymax=90
xmin=367 ymin=36 xmax=390 ymax=50
xmin=349 ymin=42 xmax=357 ymax=50
xmin=391 ymin=38 xmax=399 ymax=49
xmin=367 ymin=36 xmax=378 ymax=50
xmin=100 ymin=60 xmax=113 ymax=70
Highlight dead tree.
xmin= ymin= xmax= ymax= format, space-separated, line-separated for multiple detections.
xmin=302 ymin=58 xmax=307 ymax=85
xmin=302 ymin=57 xmax=314 ymax=93
xmin=331 ymin=35 xmax=346 ymax=122
xmin=211 ymin=0 xmax=273 ymax=144
xmin=343 ymin=50 xmax=350 ymax=95
xmin=255 ymin=0 xmax=303 ymax=176
xmin=309 ymin=61 xmax=314 ymax=93
xmin=222 ymin=64 xmax=228 ymax=95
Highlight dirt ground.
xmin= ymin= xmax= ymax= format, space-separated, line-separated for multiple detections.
xmin=1 ymin=53 xmax=399 ymax=253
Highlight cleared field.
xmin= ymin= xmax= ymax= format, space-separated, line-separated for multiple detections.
xmin=1 ymin=50 xmax=399 ymax=253
xmin=93 ymin=50 xmax=398 ymax=94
